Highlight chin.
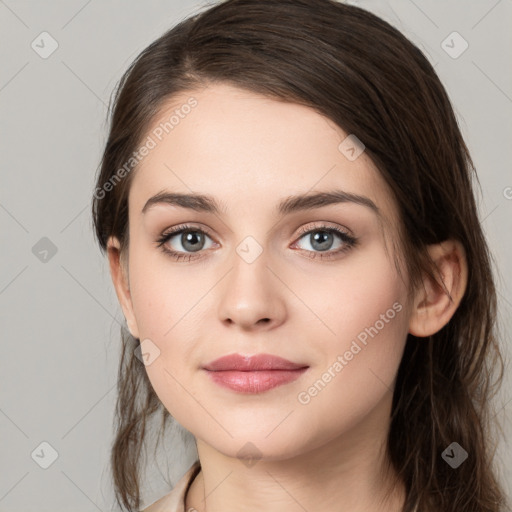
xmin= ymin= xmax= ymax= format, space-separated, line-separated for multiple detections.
xmin=199 ymin=426 xmax=317 ymax=463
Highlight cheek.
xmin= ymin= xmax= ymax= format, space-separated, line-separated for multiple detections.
xmin=300 ymin=239 xmax=406 ymax=342
xmin=127 ymin=242 xmax=202 ymax=339
xmin=125 ymin=247 xmax=207 ymax=407
xmin=294 ymin=247 xmax=408 ymax=428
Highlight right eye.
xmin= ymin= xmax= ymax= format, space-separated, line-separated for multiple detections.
xmin=155 ymin=224 xmax=217 ymax=261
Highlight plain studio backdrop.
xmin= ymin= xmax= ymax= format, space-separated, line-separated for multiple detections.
xmin=1 ymin=1 xmax=511 ymax=510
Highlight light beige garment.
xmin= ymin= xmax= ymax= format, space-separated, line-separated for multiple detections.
xmin=141 ymin=461 xmax=201 ymax=512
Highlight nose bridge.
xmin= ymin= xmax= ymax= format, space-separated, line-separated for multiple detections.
xmin=216 ymin=234 xmax=286 ymax=329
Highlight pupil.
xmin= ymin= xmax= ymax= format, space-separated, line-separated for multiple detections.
xmin=183 ymin=231 xmax=203 ymax=252
xmin=312 ymin=231 xmax=333 ymax=251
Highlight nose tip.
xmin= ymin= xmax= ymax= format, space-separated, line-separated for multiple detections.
xmin=218 ymin=251 xmax=287 ymax=332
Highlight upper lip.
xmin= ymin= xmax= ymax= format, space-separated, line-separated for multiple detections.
xmin=203 ymin=353 xmax=309 ymax=371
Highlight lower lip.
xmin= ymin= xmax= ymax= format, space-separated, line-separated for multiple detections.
xmin=204 ymin=368 xmax=309 ymax=393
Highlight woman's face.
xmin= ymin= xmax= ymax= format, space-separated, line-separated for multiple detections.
xmin=114 ymin=82 xmax=414 ymax=461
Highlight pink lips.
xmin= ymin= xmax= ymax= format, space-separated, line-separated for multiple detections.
xmin=202 ymin=353 xmax=309 ymax=393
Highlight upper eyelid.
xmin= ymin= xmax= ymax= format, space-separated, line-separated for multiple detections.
xmin=163 ymin=221 xmax=348 ymax=234
xmin=295 ymin=221 xmax=352 ymax=235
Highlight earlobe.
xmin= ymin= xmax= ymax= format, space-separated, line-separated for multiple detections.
xmin=408 ymin=240 xmax=468 ymax=337
xmin=106 ymin=236 xmax=140 ymax=339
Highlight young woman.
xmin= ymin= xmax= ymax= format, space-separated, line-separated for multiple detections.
xmin=91 ymin=1 xmax=508 ymax=511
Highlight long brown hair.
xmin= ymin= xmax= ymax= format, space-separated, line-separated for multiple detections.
xmin=91 ymin=1 xmax=508 ymax=510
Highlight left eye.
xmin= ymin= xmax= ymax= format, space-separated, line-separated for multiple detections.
xmin=294 ymin=228 xmax=353 ymax=253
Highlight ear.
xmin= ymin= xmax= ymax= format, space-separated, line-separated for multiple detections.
xmin=408 ymin=239 xmax=468 ymax=337
xmin=106 ymin=236 xmax=140 ymax=339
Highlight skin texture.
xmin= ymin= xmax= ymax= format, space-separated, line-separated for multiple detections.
xmin=107 ymin=83 xmax=468 ymax=512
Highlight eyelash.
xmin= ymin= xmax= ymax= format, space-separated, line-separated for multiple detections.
xmin=155 ymin=223 xmax=358 ymax=262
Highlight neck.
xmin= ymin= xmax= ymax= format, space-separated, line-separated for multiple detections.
xmin=185 ymin=391 xmax=406 ymax=512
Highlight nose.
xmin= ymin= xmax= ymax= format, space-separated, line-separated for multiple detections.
xmin=217 ymin=248 xmax=287 ymax=332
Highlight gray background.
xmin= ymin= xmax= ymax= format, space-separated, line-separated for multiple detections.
xmin=1 ymin=0 xmax=511 ymax=510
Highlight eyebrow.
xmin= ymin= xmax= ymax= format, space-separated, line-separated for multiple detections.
xmin=141 ymin=189 xmax=381 ymax=218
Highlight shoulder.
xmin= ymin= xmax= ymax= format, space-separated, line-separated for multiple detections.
xmin=141 ymin=460 xmax=201 ymax=512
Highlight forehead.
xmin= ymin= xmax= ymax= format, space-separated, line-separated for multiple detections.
xmin=128 ymin=83 xmax=399 ymax=227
